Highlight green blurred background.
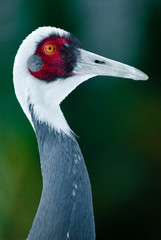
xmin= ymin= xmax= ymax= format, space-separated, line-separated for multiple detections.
xmin=0 ymin=0 xmax=161 ymax=239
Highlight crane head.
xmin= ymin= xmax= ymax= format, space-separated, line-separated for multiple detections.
xmin=13 ymin=26 xmax=148 ymax=134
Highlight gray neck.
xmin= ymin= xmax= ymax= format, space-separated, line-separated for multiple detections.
xmin=27 ymin=116 xmax=95 ymax=240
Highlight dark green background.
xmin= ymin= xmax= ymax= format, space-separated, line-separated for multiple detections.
xmin=0 ymin=0 xmax=161 ymax=239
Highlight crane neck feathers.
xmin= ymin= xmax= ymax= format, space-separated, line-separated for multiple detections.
xmin=27 ymin=106 xmax=95 ymax=240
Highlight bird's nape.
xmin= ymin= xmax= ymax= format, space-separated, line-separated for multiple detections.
xmin=13 ymin=26 xmax=148 ymax=240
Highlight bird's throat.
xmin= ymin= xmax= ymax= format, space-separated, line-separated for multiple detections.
xmin=27 ymin=113 xmax=95 ymax=240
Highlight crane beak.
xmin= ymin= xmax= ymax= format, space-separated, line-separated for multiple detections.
xmin=74 ymin=49 xmax=148 ymax=81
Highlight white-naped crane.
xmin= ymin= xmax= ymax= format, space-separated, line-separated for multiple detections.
xmin=13 ymin=26 xmax=148 ymax=240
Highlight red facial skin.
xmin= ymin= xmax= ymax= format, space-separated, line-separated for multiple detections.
xmin=29 ymin=36 xmax=73 ymax=81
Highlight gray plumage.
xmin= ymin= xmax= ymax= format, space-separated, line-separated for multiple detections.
xmin=28 ymin=55 xmax=43 ymax=72
xmin=27 ymin=105 xmax=95 ymax=240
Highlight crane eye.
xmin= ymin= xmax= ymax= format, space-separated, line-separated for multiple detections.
xmin=44 ymin=44 xmax=56 ymax=54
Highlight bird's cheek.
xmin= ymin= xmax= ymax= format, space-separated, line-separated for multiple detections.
xmin=48 ymin=58 xmax=67 ymax=77
xmin=28 ymin=54 xmax=44 ymax=75
xmin=29 ymin=56 xmax=71 ymax=81
xmin=38 ymin=64 xmax=55 ymax=81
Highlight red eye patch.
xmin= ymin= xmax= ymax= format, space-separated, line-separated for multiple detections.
xmin=28 ymin=34 xmax=81 ymax=81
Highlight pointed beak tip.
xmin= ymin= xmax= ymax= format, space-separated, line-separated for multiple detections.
xmin=144 ymin=74 xmax=149 ymax=81
xmin=138 ymin=73 xmax=149 ymax=81
xmin=131 ymin=70 xmax=149 ymax=81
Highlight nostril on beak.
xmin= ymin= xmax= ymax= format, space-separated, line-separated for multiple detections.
xmin=95 ymin=60 xmax=105 ymax=64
